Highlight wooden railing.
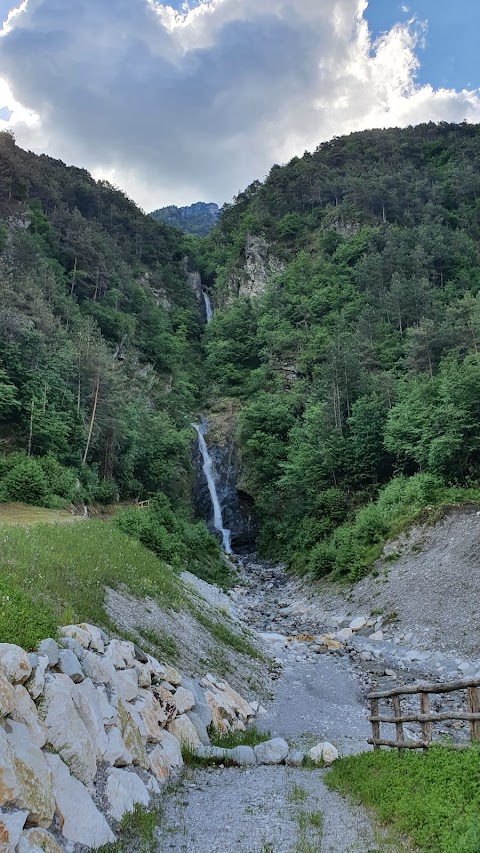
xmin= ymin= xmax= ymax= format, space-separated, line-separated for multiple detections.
xmin=136 ymin=499 xmax=150 ymax=510
xmin=368 ymin=677 xmax=480 ymax=751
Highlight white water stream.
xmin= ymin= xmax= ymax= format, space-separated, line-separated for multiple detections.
xmin=193 ymin=423 xmax=232 ymax=554
xmin=202 ymin=290 xmax=213 ymax=322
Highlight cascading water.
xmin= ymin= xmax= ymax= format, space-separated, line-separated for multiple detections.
xmin=202 ymin=290 xmax=213 ymax=322
xmin=193 ymin=422 xmax=232 ymax=554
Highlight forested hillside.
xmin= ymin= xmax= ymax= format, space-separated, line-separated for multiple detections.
xmin=0 ymin=130 xmax=204 ymax=510
xmin=197 ymin=122 xmax=480 ymax=578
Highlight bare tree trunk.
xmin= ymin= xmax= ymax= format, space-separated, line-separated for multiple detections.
xmin=27 ymin=397 xmax=34 ymax=457
xmin=82 ymin=373 xmax=100 ymax=465
xmin=70 ymin=257 xmax=77 ymax=297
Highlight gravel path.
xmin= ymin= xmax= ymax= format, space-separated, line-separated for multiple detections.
xmin=155 ymin=560 xmax=390 ymax=853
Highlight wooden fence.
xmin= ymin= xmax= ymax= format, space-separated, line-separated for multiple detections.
xmin=368 ymin=677 xmax=480 ymax=751
xmin=136 ymin=499 xmax=150 ymax=511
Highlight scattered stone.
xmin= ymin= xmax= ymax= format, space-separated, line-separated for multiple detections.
xmin=0 ymin=644 xmax=32 ymax=683
xmin=57 ymin=649 xmax=84 ymax=683
xmin=45 ymin=753 xmax=115 ymax=847
xmin=254 ymin=738 xmax=289 ymax=765
xmin=336 ymin=627 xmax=353 ymax=641
xmin=349 ymin=618 xmax=368 ymax=632
xmin=369 ymin=631 xmax=384 ymax=641
xmin=105 ymin=768 xmax=150 ymax=822
xmin=163 ymin=664 xmax=182 ymax=687
xmin=286 ymin=750 xmax=304 ymax=767
xmin=134 ymin=645 xmax=149 ymax=664
xmin=309 ymin=741 xmax=339 ymax=766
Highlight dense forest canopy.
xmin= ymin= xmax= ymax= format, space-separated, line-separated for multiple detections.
xmin=0 ymin=130 xmax=205 ymax=510
xmin=196 ymin=122 xmax=480 ymax=576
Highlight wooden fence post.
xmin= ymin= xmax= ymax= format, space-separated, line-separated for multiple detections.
xmin=371 ymin=696 xmax=380 ymax=750
xmin=392 ymin=695 xmax=404 ymax=749
xmin=467 ymin=687 xmax=480 ymax=741
xmin=420 ymin=692 xmax=432 ymax=750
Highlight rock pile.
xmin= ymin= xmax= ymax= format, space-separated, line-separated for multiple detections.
xmin=0 ymin=624 xmax=256 ymax=851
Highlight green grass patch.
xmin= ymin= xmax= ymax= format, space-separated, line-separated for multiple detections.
xmin=0 ymin=520 xmax=188 ymax=649
xmin=209 ymin=724 xmax=270 ymax=750
xmin=96 ymin=804 xmax=159 ymax=852
xmin=326 ymin=746 xmax=480 ymax=852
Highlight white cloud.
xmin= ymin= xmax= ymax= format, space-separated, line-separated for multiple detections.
xmin=0 ymin=0 xmax=478 ymax=209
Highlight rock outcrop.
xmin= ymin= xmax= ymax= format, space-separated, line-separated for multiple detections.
xmin=225 ymin=234 xmax=284 ymax=303
xmin=0 ymin=624 xmax=256 ymax=851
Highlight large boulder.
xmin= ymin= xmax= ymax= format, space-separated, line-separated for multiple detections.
xmin=230 ymin=746 xmax=256 ymax=766
xmin=1 ymin=721 xmax=55 ymax=827
xmin=11 ymin=685 xmax=47 ymax=747
xmin=254 ymin=738 xmax=289 ymax=765
xmin=45 ymin=754 xmax=115 ymax=848
xmin=26 ymin=655 xmax=49 ymax=701
xmin=105 ymin=768 xmax=149 ymax=822
xmin=148 ymin=746 xmax=171 ymax=782
xmin=37 ymin=639 xmax=59 ymax=667
xmin=72 ymin=678 xmax=109 ymax=761
xmin=105 ymin=639 xmax=135 ymax=670
xmin=186 ymin=711 xmax=210 ymax=746
xmin=104 ymin=726 xmax=133 ymax=767
xmin=0 ymin=670 xmax=15 ymax=716
xmin=17 ymin=828 xmax=63 ymax=853
xmin=173 ymin=687 xmax=195 ymax=715
xmin=78 ymin=623 xmax=106 ymax=653
xmin=0 ymin=644 xmax=32 ymax=683
xmin=167 ymin=714 xmax=201 ymax=748
xmin=59 ymin=625 xmax=91 ymax=648
xmin=116 ymin=699 xmax=149 ymax=768
xmin=133 ymin=690 xmax=171 ymax=742
xmin=42 ymin=674 xmax=97 ymax=787
xmin=0 ymin=811 xmax=28 ymax=852
xmin=308 ymin=741 xmax=339 ymax=766
xmin=155 ymin=730 xmax=184 ymax=770
xmin=82 ymin=650 xmax=116 ymax=685
xmin=115 ymin=668 xmax=139 ymax=702
xmin=57 ymin=649 xmax=84 ymax=683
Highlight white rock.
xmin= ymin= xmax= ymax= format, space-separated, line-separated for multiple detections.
xmin=78 ymin=623 xmax=105 ymax=653
xmin=336 ymin=628 xmax=354 ymax=641
xmin=186 ymin=710 xmax=210 ymax=746
xmin=26 ymin=655 xmax=49 ymax=701
xmin=43 ymin=673 xmax=97 ymax=787
xmin=134 ymin=661 xmax=152 ymax=688
xmin=3 ymin=720 xmax=55 ymax=827
xmin=115 ymin=668 xmax=139 ymax=702
xmin=254 ymin=738 xmax=289 ymax=765
xmin=17 ymin=828 xmax=63 ymax=853
xmin=59 ymin=625 xmax=91 ymax=648
xmin=0 ymin=669 xmax=15 ymax=715
xmin=309 ymin=741 xmax=339 ymax=765
xmin=132 ymin=690 xmax=170 ymax=742
xmin=37 ymin=639 xmax=60 ymax=667
xmin=0 ymin=810 xmax=28 ymax=852
xmin=11 ymin=684 xmax=47 ymax=747
xmin=145 ymin=774 xmax=161 ymax=795
xmin=230 ymin=746 xmax=256 ymax=766
xmin=286 ymin=750 xmax=304 ymax=767
xmin=57 ymin=649 xmax=84 ymax=683
xmin=163 ymin=664 xmax=182 ymax=687
xmin=72 ymin=678 xmax=109 ymax=760
xmin=116 ymin=699 xmax=149 ymax=768
xmin=369 ymin=631 xmax=384 ymax=641
xmin=149 ymin=745 xmax=171 ymax=782
xmin=45 ymin=754 xmax=115 ymax=848
xmin=173 ymin=687 xmax=195 ymax=714
xmin=104 ymin=726 xmax=133 ymax=767
xmin=349 ymin=617 xmax=368 ymax=632
xmin=82 ymin=650 xmax=116 ymax=685
xmin=105 ymin=768 xmax=149 ymax=822
xmin=145 ymin=654 xmax=166 ymax=681
xmin=0 ymin=644 xmax=32 ymax=683
xmin=105 ymin=639 xmax=135 ymax=670
xmin=168 ymin=714 xmax=201 ymax=748
xmin=155 ymin=729 xmax=184 ymax=769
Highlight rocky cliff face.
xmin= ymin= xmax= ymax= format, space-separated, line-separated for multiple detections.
xmin=150 ymin=202 xmax=220 ymax=236
xmin=224 ymin=234 xmax=284 ymax=305
xmin=192 ymin=404 xmax=257 ymax=548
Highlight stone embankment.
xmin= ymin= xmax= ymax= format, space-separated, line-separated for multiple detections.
xmin=0 ymin=624 xmax=261 ymax=851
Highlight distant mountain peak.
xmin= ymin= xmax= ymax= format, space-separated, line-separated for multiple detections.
xmin=150 ymin=201 xmax=220 ymax=236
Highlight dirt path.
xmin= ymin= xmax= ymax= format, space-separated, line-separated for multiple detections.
xmin=155 ymin=558 xmax=392 ymax=853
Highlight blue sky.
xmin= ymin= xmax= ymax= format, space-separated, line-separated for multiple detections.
xmin=0 ymin=0 xmax=479 ymax=209
xmin=366 ymin=0 xmax=479 ymax=90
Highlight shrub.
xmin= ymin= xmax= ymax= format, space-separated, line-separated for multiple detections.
xmin=0 ymin=574 xmax=58 ymax=650
xmin=94 ymin=479 xmax=119 ymax=505
xmin=3 ymin=457 xmax=49 ymax=505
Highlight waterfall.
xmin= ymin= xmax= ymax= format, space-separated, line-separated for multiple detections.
xmin=202 ymin=290 xmax=213 ymax=322
xmin=193 ymin=423 xmax=232 ymax=554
